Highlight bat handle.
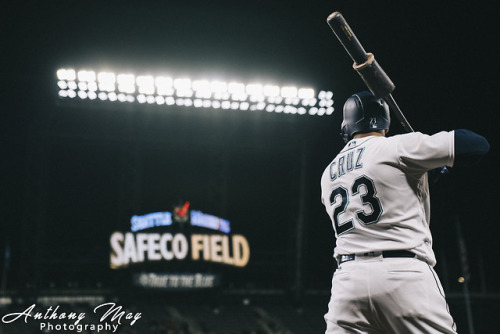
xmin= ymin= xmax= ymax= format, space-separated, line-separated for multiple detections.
xmin=327 ymin=12 xmax=369 ymax=65
xmin=383 ymin=94 xmax=414 ymax=133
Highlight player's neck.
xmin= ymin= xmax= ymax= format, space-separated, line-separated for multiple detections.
xmin=353 ymin=131 xmax=386 ymax=139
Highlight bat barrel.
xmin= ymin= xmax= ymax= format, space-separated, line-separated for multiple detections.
xmin=327 ymin=12 xmax=369 ymax=65
xmin=327 ymin=11 xmax=395 ymax=98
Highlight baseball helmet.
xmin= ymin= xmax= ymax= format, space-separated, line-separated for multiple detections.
xmin=341 ymin=91 xmax=391 ymax=142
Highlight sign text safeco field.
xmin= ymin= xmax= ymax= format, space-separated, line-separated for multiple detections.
xmin=110 ymin=232 xmax=250 ymax=268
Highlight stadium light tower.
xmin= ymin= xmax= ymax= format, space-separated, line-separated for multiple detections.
xmin=56 ymin=68 xmax=335 ymax=116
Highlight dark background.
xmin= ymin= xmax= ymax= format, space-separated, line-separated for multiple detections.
xmin=1 ymin=0 xmax=499 ymax=332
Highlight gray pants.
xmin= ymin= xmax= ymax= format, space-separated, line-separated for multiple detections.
xmin=325 ymin=255 xmax=457 ymax=334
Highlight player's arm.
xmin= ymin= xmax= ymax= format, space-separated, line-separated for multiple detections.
xmin=397 ymin=131 xmax=455 ymax=172
xmin=397 ymin=130 xmax=489 ymax=173
xmin=453 ymin=129 xmax=490 ymax=166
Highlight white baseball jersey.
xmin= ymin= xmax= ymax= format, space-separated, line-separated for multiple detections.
xmin=320 ymin=131 xmax=455 ymax=266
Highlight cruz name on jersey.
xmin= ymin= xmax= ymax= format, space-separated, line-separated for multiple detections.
xmin=329 ymin=141 xmax=365 ymax=181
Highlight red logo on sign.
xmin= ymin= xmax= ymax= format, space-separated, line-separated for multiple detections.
xmin=174 ymin=201 xmax=190 ymax=218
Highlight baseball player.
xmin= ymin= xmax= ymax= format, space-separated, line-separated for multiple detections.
xmin=320 ymin=91 xmax=490 ymax=333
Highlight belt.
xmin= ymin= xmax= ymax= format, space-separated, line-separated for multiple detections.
xmin=338 ymin=250 xmax=415 ymax=265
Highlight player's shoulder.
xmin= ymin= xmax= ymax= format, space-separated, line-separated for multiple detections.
xmin=392 ymin=131 xmax=428 ymax=137
xmin=390 ymin=131 xmax=453 ymax=144
xmin=389 ymin=132 xmax=422 ymax=141
xmin=383 ymin=132 xmax=426 ymax=150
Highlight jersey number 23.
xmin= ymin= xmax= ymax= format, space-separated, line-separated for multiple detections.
xmin=329 ymin=175 xmax=383 ymax=236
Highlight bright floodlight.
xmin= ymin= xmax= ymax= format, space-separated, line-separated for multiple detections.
xmin=88 ymin=82 xmax=97 ymax=91
xmin=174 ymin=78 xmax=192 ymax=97
xmin=155 ymin=96 xmax=165 ymax=105
xmin=192 ymin=80 xmax=209 ymax=91
xmin=78 ymin=82 xmax=87 ymax=91
xmin=78 ymin=70 xmax=96 ymax=82
xmin=117 ymin=74 xmax=135 ymax=94
xmin=97 ymin=72 xmax=116 ymax=92
xmin=192 ymin=80 xmax=211 ymax=98
xmin=298 ymin=88 xmax=314 ymax=99
xmin=166 ymin=96 xmax=175 ymax=105
xmin=281 ymin=86 xmax=297 ymax=98
xmin=210 ymin=81 xmax=227 ymax=93
xmin=174 ymin=78 xmax=191 ymax=90
xmin=56 ymin=67 xmax=335 ymax=116
xmin=146 ymin=95 xmax=155 ymax=104
xmin=56 ymin=69 xmax=66 ymax=80
xmin=137 ymin=75 xmax=155 ymax=95
xmin=228 ymin=82 xmax=244 ymax=93
xmin=98 ymin=72 xmax=115 ymax=83
xmin=67 ymin=81 xmax=77 ymax=90
xmin=246 ymin=84 xmax=263 ymax=96
xmin=57 ymin=68 xmax=76 ymax=81
xmin=263 ymin=85 xmax=280 ymax=97
xmin=155 ymin=76 xmax=173 ymax=95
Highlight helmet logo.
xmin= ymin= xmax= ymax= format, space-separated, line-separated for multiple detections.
xmin=370 ymin=117 xmax=377 ymax=128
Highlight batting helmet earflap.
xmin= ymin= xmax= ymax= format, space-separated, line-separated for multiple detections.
xmin=341 ymin=91 xmax=391 ymax=143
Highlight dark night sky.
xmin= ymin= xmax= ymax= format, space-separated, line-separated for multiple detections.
xmin=1 ymin=1 xmax=499 ymax=292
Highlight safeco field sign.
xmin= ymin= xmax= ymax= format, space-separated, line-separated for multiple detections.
xmin=110 ymin=232 xmax=250 ymax=268
xmin=109 ymin=204 xmax=250 ymax=270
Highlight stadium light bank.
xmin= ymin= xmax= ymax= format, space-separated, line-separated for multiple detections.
xmin=56 ymin=68 xmax=334 ymax=116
